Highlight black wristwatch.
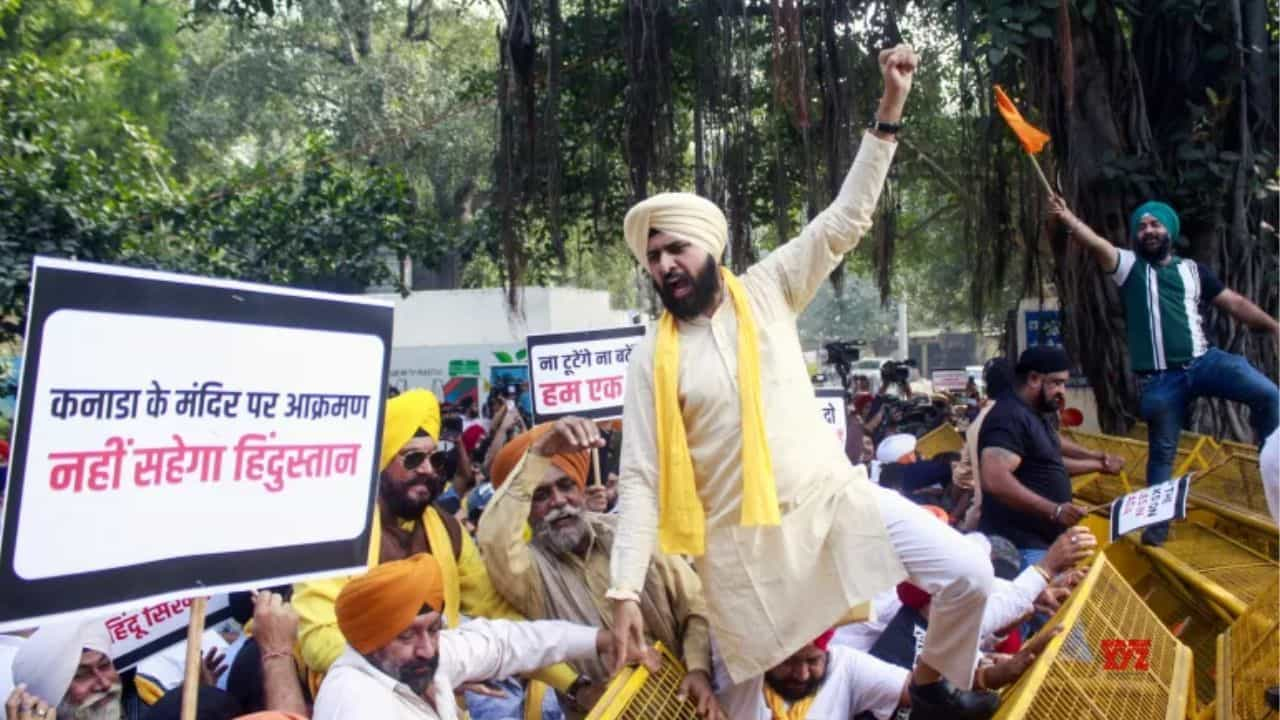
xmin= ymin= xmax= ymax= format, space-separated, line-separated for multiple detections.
xmin=563 ymin=674 xmax=593 ymax=712
xmin=868 ymin=115 xmax=903 ymax=135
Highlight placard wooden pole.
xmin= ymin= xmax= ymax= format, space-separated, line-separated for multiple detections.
xmin=591 ymin=447 xmax=602 ymax=487
xmin=180 ymin=596 xmax=208 ymax=720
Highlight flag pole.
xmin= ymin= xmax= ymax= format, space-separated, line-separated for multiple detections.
xmin=1027 ymin=152 xmax=1054 ymax=195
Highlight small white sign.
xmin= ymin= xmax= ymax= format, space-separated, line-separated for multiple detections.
xmin=1108 ymin=474 xmax=1191 ymax=542
xmin=527 ymin=326 xmax=646 ymax=422
xmin=106 ymin=596 xmax=233 ymax=671
xmin=931 ymin=369 xmax=970 ymax=393
xmin=816 ymin=389 xmax=848 ymax=445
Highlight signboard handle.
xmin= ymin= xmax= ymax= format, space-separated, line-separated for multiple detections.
xmin=591 ymin=447 xmax=601 ymax=487
xmin=179 ymin=596 xmax=209 ymax=720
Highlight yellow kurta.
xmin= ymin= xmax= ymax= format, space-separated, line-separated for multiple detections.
xmin=609 ymin=132 xmax=908 ymax=683
xmin=476 ymin=452 xmax=712 ymax=678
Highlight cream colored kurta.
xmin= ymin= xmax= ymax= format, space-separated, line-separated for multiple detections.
xmin=610 ymin=132 xmax=909 ymax=683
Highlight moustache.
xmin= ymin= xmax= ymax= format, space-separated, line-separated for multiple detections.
xmin=544 ymin=506 xmax=582 ymax=524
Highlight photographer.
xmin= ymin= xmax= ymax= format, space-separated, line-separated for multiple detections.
xmin=865 ymin=361 xmax=913 ymax=444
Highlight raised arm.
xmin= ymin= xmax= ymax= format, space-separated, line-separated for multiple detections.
xmin=474 ymin=452 xmax=549 ymax=619
xmin=747 ymin=46 xmax=915 ymax=312
xmin=1048 ymin=194 xmax=1120 ymax=272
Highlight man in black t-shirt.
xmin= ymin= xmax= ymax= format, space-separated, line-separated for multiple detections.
xmin=978 ymin=347 xmax=1088 ymax=570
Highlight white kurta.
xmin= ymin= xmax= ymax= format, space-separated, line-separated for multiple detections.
xmin=611 ymin=132 xmax=909 ymax=682
xmin=748 ymin=646 xmax=908 ymax=720
xmin=312 ymin=618 xmax=598 ymax=720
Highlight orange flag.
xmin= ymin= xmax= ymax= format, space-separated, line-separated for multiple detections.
xmin=994 ymin=85 xmax=1051 ymax=154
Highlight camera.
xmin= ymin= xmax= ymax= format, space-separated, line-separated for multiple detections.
xmin=880 ymin=359 xmax=916 ymax=385
xmin=822 ymin=340 xmax=864 ymax=390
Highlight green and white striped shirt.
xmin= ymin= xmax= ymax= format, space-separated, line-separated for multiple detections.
xmin=1111 ymin=248 xmax=1224 ymax=372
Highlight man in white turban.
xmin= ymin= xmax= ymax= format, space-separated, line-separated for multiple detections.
xmin=608 ymin=46 xmax=1007 ymax=720
xmin=7 ymin=620 xmax=122 ymax=720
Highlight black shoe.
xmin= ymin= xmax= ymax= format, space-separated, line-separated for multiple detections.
xmin=908 ymin=678 xmax=1000 ymax=720
xmin=1141 ymin=521 xmax=1170 ymax=547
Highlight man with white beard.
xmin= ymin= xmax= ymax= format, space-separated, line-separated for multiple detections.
xmin=6 ymin=621 xmax=122 ymax=720
xmin=478 ymin=418 xmax=720 ymax=718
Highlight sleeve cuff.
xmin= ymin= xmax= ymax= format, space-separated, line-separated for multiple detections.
xmin=561 ymin=624 xmax=601 ymax=662
xmin=606 ymin=588 xmax=641 ymax=603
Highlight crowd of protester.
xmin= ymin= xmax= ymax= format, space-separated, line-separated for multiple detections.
xmin=0 ymin=340 xmax=1117 ymax=720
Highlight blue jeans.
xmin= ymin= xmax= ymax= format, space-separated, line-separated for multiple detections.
xmin=1139 ymin=348 xmax=1279 ymax=488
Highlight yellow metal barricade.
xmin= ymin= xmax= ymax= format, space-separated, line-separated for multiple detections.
xmin=993 ymin=555 xmax=1195 ymax=720
xmin=916 ymin=423 xmax=964 ymax=459
xmin=584 ymin=643 xmax=698 ymax=720
xmin=1135 ymin=520 xmax=1277 ymax=617
xmin=1217 ymin=579 xmax=1280 ymax=720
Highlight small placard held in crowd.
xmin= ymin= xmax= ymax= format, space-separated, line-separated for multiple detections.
xmin=0 ymin=258 xmax=392 ymax=631
xmin=527 ymin=326 xmax=646 ymax=422
xmin=107 ymin=595 xmax=233 ymax=671
xmin=816 ymin=389 xmax=847 ymax=444
xmin=1108 ymin=474 xmax=1191 ymax=543
xmin=930 ymin=369 xmax=969 ymax=393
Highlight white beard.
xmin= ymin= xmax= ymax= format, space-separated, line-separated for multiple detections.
xmin=57 ymin=687 xmax=122 ymax=720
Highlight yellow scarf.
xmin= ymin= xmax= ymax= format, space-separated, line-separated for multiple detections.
xmin=368 ymin=506 xmax=462 ymax=628
xmin=763 ymin=685 xmax=817 ymax=720
xmin=654 ymin=267 xmax=780 ymax=556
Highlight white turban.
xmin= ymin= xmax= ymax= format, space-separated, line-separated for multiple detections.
xmin=623 ymin=193 xmax=728 ymax=266
xmin=875 ymin=433 xmax=917 ymax=464
xmin=1262 ymin=428 xmax=1279 ymax=525
xmin=11 ymin=620 xmax=111 ymax=706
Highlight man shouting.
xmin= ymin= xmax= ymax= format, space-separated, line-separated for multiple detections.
xmin=604 ymin=45 xmax=998 ymax=720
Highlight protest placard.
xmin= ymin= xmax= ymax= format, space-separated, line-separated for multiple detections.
xmin=1108 ymin=474 xmax=1191 ymax=543
xmin=816 ymin=389 xmax=848 ymax=445
xmin=527 ymin=326 xmax=646 ymax=422
xmin=930 ymin=369 xmax=970 ymax=393
xmin=106 ymin=595 xmax=233 ymax=671
xmin=0 ymin=258 xmax=392 ymax=631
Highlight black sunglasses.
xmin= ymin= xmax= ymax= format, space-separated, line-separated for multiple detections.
xmin=402 ymin=440 xmax=456 ymax=473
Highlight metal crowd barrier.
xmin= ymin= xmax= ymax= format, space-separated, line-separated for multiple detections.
xmin=1214 ymin=579 xmax=1280 ymax=720
xmin=584 ymin=643 xmax=699 ymax=720
xmin=915 ymin=422 xmax=964 ymax=459
xmin=993 ymin=554 xmax=1196 ymax=719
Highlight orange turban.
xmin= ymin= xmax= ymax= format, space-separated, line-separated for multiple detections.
xmin=490 ymin=423 xmax=590 ymax=490
xmin=380 ymin=389 xmax=442 ymax=472
xmin=336 ymin=554 xmax=445 ymax=654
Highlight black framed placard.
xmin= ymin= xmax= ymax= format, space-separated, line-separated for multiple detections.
xmin=526 ymin=326 xmax=646 ymax=423
xmin=0 ymin=258 xmax=392 ymax=630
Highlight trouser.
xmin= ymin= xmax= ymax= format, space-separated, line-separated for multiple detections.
xmin=1140 ymin=348 xmax=1280 ymax=488
xmin=716 ymin=485 xmax=992 ymax=716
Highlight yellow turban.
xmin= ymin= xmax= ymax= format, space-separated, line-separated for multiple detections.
xmin=623 ymin=193 xmax=728 ymax=267
xmin=490 ymin=423 xmax=590 ymax=490
xmin=336 ymin=554 xmax=446 ymax=654
xmin=380 ymin=389 xmax=442 ymax=472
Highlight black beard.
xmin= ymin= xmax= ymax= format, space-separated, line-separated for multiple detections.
xmin=1136 ymin=233 xmax=1171 ymax=263
xmin=380 ymin=472 xmax=439 ymax=519
xmin=654 ymin=256 xmax=720 ymax=320
xmin=399 ymin=656 xmax=438 ymax=696
xmin=764 ymin=668 xmax=825 ymax=702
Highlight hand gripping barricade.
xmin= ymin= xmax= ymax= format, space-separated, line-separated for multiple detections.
xmin=584 ymin=643 xmax=700 ymax=720
xmin=991 ymin=554 xmax=1196 ymax=720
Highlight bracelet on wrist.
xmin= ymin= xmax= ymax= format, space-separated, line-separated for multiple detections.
xmin=260 ymin=647 xmax=293 ymax=663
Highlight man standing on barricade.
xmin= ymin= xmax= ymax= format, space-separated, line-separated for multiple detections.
xmin=607 ymin=45 xmax=1000 ymax=720
xmin=1049 ymin=196 xmax=1279 ymax=545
